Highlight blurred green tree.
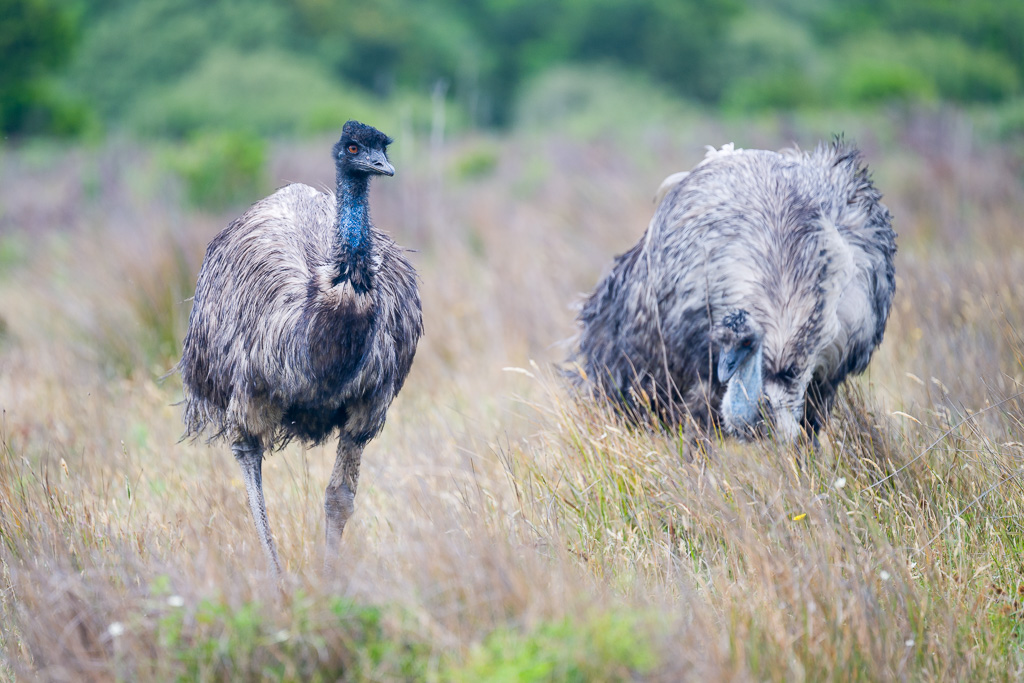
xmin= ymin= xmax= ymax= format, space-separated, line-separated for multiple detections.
xmin=287 ymin=0 xmax=740 ymax=125
xmin=66 ymin=0 xmax=298 ymax=122
xmin=19 ymin=0 xmax=1024 ymax=137
xmin=721 ymin=0 xmax=1021 ymax=111
xmin=0 ymin=0 xmax=89 ymax=135
xmin=127 ymin=49 xmax=383 ymax=138
xmin=292 ymin=0 xmax=476 ymax=91
xmin=451 ymin=0 xmax=741 ymax=123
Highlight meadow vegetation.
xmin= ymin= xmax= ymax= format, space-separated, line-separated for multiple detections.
xmin=4 ymin=0 xmax=1024 ymax=678
xmin=0 ymin=106 xmax=1022 ymax=680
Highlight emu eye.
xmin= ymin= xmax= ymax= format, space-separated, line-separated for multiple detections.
xmin=347 ymin=144 xmax=359 ymax=154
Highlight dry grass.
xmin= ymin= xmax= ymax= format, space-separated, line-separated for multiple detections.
xmin=1 ymin=108 xmax=1023 ymax=680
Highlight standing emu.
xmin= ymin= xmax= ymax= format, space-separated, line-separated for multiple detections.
xmin=572 ymin=141 xmax=895 ymax=441
xmin=180 ymin=121 xmax=422 ymax=574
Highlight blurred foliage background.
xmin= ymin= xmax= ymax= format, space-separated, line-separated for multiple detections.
xmin=3 ymin=0 xmax=1023 ymax=140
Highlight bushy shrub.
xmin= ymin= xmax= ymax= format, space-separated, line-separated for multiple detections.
xmin=721 ymin=10 xmax=823 ymax=111
xmin=127 ymin=49 xmax=382 ymax=139
xmin=725 ymin=72 xmax=821 ymax=112
xmin=515 ymin=64 xmax=694 ymax=138
xmin=64 ymin=0 xmax=297 ymax=122
xmin=837 ymin=60 xmax=936 ymax=105
xmin=901 ymin=34 xmax=1019 ymax=103
xmin=452 ymin=143 xmax=500 ymax=181
xmin=832 ymin=33 xmax=1019 ymax=106
xmin=163 ymin=130 xmax=267 ymax=210
xmin=448 ymin=612 xmax=657 ymax=682
xmin=0 ymin=0 xmax=92 ymax=136
xmin=988 ymin=99 xmax=1024 ymax=141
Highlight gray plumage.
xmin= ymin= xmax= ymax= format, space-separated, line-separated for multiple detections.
xmin=572 ymin=140 xmax=895 ymax=441
xmin=180 ymin=121 xmax=422 ymax=574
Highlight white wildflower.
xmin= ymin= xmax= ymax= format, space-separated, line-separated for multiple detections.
xmin=107 ymin=622 xmax=125 ymax=638
xmin=905 ymin=639 xmax=915 ymax=647
xmin=880 ymin=570 xmax=891 ymax=581
xmin=167 ymin=595 xmax=185 ymax=608
xmin=834 ymin=477 xmax=847 ymax=490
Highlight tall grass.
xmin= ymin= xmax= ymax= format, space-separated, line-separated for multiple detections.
xmin=511 ymin=378 xmax=1024 ymax=679
xmin=1 ymin=108 xmax=1022 ymax=680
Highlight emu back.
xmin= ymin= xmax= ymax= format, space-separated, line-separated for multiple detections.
xmin=573 ymin=141 xmax=895 ymax=439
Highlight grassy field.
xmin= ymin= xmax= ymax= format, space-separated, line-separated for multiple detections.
xmin=1 ymin=108 xmax=1023 ymax=680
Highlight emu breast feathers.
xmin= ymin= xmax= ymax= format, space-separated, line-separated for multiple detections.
xmin=181 ymin=183 xmax=422 ymax=444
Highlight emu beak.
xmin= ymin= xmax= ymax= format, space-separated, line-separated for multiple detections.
xmin=374 ymin=157 xmax=395 ymax=177
xmin=356 ymin=149 xmax=395 ymax=176
xmin=717 ymin=345 xmax=750 ymax=383
xmin=717 ymin=352 xmax=736 ymax=383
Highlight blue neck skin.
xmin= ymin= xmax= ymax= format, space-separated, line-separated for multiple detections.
xmin=337 ymin=172 xmax=372 ymax=272
xmin=725 ymin=345 xmax=763 ymax=428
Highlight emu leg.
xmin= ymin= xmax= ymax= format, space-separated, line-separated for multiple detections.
xmin=324 ymin=438 xmax=363 ymax=572
xmin=233 ymin=440 xmax=283 ymax=576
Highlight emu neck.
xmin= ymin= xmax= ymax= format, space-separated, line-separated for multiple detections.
xmin=336 ymin=172 xmax=373 ymax=286
xmin=724 ymin=345 xmax=763 ymax=429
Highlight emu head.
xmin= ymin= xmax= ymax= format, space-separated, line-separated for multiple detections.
xmin=333 ymin=120 xmax=395 ymax=178
xmin=713 ymin=310 xmax=764 ymax=438
xmin=713 ymin=309 xmax=809 ymax=442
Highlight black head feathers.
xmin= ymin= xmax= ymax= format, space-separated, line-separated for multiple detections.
xmin=713 ymin=309 xmax=760 ymax=346
xmin=720 ymin=310 xmax=754 ymax=336
xmin=334 ymin=120 xmax=393 ymax=157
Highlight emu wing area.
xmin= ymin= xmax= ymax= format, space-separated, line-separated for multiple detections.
xmin=574 ymin=143 xmax=895 ymax=430
xmin=180 ymin=183 xmax=422 ymax=448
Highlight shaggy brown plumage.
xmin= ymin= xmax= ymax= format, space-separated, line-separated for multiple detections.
xmin=180 ymin=121 xmax=422 ymax=574
xmin=572 ymin=140 xmax=895 ymax=441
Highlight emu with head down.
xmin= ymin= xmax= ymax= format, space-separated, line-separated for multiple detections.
xmin=573 ymin=141 xmax=896 ymax=441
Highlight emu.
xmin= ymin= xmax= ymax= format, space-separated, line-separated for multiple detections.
xmin=180 ymin=121 xmax=422 ymax=574
xmin=572 ymin=140 xmax=895 ymax=441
